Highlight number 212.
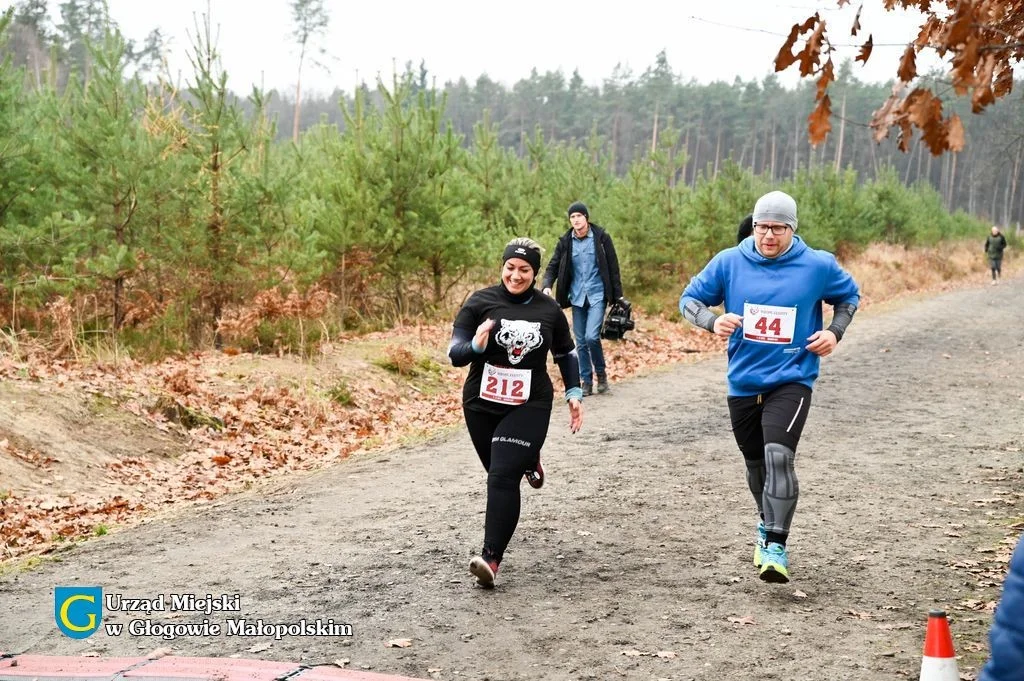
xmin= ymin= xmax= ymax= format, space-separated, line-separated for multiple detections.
xmin=486 ymin=376 xmax=524 ymax=397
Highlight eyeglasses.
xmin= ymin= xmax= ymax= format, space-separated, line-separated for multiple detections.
xmin=753 ymin=223 xmax=791 ymax=236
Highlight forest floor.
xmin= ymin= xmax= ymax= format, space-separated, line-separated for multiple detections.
xmin=0 ymin=244 xmax=1021 ymax=680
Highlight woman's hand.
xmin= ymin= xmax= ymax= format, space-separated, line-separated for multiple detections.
xmin=473 ymin=319 xmax=495 ymax=351
xmin=568 ymin=398 xmax=583 ymax=433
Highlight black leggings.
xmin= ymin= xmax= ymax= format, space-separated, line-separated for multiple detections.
xmin=727 ymin=383 xmax=812 ymax=543
xmin=464 ymin=405 xmax=551 ymax=563
xmin=728 ymin=383 xmax=812 ymax=456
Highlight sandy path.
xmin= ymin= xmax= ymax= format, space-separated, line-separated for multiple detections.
xmin=2 ymin=277 xmax=1021 ymax=681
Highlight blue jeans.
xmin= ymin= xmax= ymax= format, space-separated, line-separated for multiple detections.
xmin=572 ymin=301 xmax=606 ymax=385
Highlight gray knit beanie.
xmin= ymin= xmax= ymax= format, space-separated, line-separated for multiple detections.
xmin=752 ymin=191 xmax=798 ymax=231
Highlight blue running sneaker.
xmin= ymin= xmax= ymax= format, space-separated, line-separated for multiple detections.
xmin=753 ymin=522 xmax=767 ymax=567
xmin=759 ymin=542 xmax=790 ymax=583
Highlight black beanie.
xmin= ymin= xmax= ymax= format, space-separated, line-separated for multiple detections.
xmin=567 ymin=202 xmax=589 ymax=220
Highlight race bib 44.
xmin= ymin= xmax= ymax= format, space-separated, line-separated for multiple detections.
xmin=742 ymin=302 xmax=797 ymax=344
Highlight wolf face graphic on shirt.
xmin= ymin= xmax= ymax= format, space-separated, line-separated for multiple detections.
xmin=495 ymin=319 xmax=542 ymax=365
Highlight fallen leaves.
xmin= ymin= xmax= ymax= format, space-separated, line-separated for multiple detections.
xmin=846 ymin=610 xmax=875 ymax=620
xmin=620 ymin=649 xmax=677 ymax=660
xmin=959 ymin=599 xmax=997 ymax=613
xmin=0 ymin=330 xmax=479 ymax=559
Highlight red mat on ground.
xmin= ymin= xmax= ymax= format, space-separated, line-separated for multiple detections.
xmin=0 ymin=655 xmax=426 ymax=681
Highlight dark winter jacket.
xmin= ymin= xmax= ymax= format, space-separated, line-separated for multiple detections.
xmin=980 ymin=538 xmax=1024 ymax=681
xmin=985 ymin=233 xmax=1007 ymax=259
xmin=541 ymin=224 xmax=623 ymax=309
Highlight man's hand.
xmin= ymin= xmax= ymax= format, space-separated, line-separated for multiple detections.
xmin=805 ymin=329 xmax=838 ymax=357
xmin=713 ymin=313 xmax=743 ymax=339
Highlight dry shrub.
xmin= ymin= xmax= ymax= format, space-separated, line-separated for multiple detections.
xmin=844 ymin=241 xmax=985 ymax=305
xmin=121 ymin=289 xmax=165 ymax=328
xmin=162 ymin=366 xmax=198 ymax=395
xmin=217 ymin=285 xmax=337 ymax=345
xmin=0 ymin=285 xmax=8 ymax=328
xmin=0 ymin=328 xmax=47 ymax=362
xmin=323 ymin=248 xmax=382 ymax=317
xmin=378 ymin=344 xmax=418 ymax=375
xmin=46 ymin=296 xmax=77 ymax=359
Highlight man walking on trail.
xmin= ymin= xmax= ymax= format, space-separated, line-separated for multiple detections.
xmin=542 ymin=202 xmax=624 ymax=396
xmin=985 ymin=225 xmax=1008 ymax=285
xmin=678 ymin=190 xmax=860 ymax=584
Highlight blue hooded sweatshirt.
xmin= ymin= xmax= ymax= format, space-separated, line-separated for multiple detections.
xmin=980 ymin=537 xmax=1024 ymax=681
xmin=679 ymin=235 xmax=860 ymax=397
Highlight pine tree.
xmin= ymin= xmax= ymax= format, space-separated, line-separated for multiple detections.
xmin=54 ymin=29 xmax=156 ymax=330
xmin=180 ymin=12 xmax=250 ymax=345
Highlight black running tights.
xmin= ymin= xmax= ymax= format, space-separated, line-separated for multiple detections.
xmin=464 ymin=405 xmax=551 ymax=562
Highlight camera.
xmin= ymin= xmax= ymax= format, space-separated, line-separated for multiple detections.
xmin=601 ymin=298 xmax=635 ymax=341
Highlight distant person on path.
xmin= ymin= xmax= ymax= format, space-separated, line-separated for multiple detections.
xmin=541 ymin=202 xmax=623 ymax=396
xmin=448 ymin=237 xmax=584 ymax=588
xmin=979 ymin=535 xmax=1024 ymax=681
xmin=678 ymin=190 xmax=860 ymax=583
xmin=985 ymin=225 xmax=1008 ymax=284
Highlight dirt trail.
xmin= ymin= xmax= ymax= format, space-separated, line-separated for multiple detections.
xmin=1 ymin=277 xmax=1022 ymax=681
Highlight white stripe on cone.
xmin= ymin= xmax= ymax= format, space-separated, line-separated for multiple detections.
xmin=919 ymin=656 xmax=959 ymax=681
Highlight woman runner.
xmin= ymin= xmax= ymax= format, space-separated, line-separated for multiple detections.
xmin=448 ymin=237 xmax=584 ymax=588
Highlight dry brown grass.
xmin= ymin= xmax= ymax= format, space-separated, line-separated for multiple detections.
xmin=843 ymin=240 xmax=1020 ymax=308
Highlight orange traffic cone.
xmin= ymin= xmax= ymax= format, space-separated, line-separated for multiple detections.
xmin=919 ymin=609 xmax=959 ymax=681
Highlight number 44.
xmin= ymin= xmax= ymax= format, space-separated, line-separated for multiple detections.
xmin=754 ymin=317 xmax=781 ymax=335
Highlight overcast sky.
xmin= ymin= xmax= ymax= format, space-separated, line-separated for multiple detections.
xmin=103 ymin=0 xmax=935 ymax=97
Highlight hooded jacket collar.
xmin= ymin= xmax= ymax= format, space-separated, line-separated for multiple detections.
xmin=739 ymin=234 xmax=808 ymax=265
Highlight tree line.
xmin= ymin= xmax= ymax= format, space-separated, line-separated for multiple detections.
xmin=0 ymin=7 xmax=1005 ymax=357
xmin=285 ymin=53 xmax=1024 ymax=230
